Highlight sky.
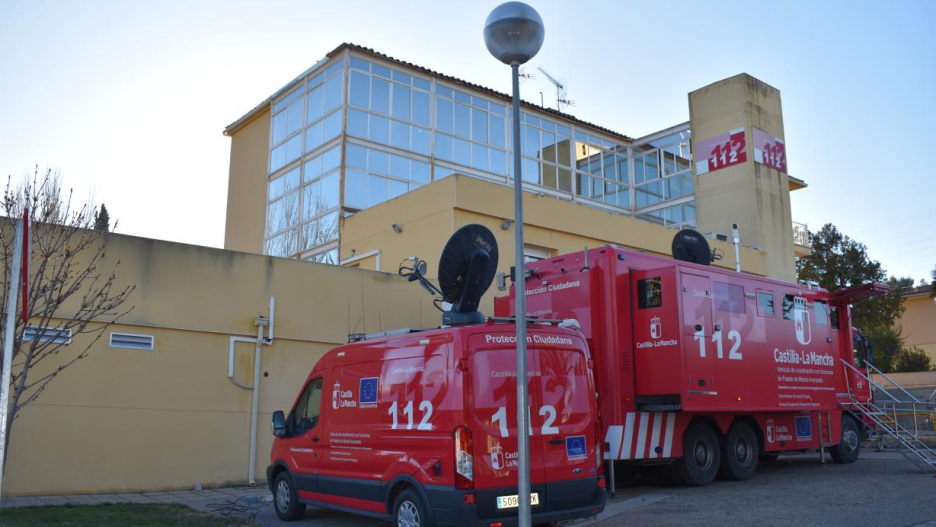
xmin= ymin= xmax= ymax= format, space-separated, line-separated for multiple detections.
xmin=1 ymin=0 xmax=934 ymax=283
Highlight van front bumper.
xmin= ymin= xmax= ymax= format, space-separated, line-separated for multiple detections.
xmin=427 ymin=478 xmax=606 ymax=527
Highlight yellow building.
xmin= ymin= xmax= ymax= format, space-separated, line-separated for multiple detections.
xmin=898 ymin=285 xmax=936 ymax=364
xmin=6 ymin=43 xmax=813 ymax=496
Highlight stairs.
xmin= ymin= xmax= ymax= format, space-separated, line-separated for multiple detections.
xmin=841 ymin=360 xmax=936 ymax=473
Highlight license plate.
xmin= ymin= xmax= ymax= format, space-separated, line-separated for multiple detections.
xmin=496 ymin=493 xmax=539 ymax=509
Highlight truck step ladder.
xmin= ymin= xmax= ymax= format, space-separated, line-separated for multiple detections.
xmin=841 ymin=359 xmax=936 ymax=474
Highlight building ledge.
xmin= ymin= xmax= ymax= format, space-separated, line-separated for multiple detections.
xmin=789 ymin=174 xmax=807 ymax=191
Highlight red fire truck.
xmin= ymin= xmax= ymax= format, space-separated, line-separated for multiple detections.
xmin=494 ymin=238 xmax=885 ymax=485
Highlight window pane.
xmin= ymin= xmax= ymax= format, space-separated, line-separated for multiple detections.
xmin=576 ymin=174 xmax=591 ymax=198
xmin=454 ymin=103 xmax=470 ymax=138
xmin=287 ymin=100 xmax=303 ymax=137
xmin=490 ymin=149 xmax=506 ymax=175
xmin=471 ymin=144 xmax=489 ymax=171
xmin=540 ymin=131 xmax=556 ymax=164
xmin=714 ymin=282 xmax=745 ymax=314
xmin=304 ymin=120 xmax=323 ymax=152
xmin=372 ymin=63 xmax=391 ymax=78
xmin=524 ymin=125 xmax=540 ymax=158
xmin=391 ymin=120 xmax=409 ymax=150
xmin=270 ymin=145 xmax=286 ymax=172
xmin=392 ymin=70 xmax=412 ymax=85
xmin=304 ymin=155 xmax=322 ymax=181
xmin=307 ymin=87 xmax=323 ymax=124
xmin=317 ymin=211 xmax=338 ymax=244
xmin=436 ymin=98 xmax=453 ymax=133
xmin=320 ymin=172 xmax=339 ymax=211
xmin=558 ymin=168 xmax=573 ymax=192
xmin=322 ymin=145 xmax=341 ymax=173
xmin=300 ymin=220 xmax=319 ymax=251
xmin=556 ymin=136 xmax=572 ymax=167
xmin=350 ymin=57 xmax=369 ymax=71
xmin=412 ymin=126 xmax=430 ymax=155
xmin=436 ymin=85 xmax=453 ymax=98
xmin=411 ymin=160 xmax=430 ymax=184
xmin=815 ymin=300 xmax=829 ymax=325
xmin=285 ymin=135 xmax=302 ymax=164
xmin=392 ymin=85 xmax=410 ymax=120
xmin=490 ymin=115 xmax=506 ymax=148
xmin=523 ymin=157 xmax=539 ymax=183
xmin=542 ymin=164 xmax=558 ymax=189
xmin=757 ymin=291 xmax=775 ymax=316
xmin=269 ymin=176 xmax=285 ymax=201
xmin=367 ymin=175 xmax=387 ymax=207
xmin=347 ymin=108 xmax=367 ymax=138
xmin=413 ymin=77 xmax=431 ymax=90
xmin=345 ymin=170 xmax=367 ymax=209
xmin=372 ymin=78 xmax=390 ymax=115
xmin=323 ymin=75 xmax=342 ymax=112
xmin=349 ymin=71 xmax=370 ymax=108
xmin=368 ymin=149 xmax=389 ymax=175
xmin=637 ymin=277 xmax=663 ymax=308
xmin=389 ymin=179 xmax=408 ymax=199
xmin=346 ymin=144 xmax=367 ymax=169
xmin=436 ymin=133 xmax=453 ymax=161
xmin=370 ymin=115 xmax=390 ymax=144
xmin=272 ymin=111 xmax=287 ymax=144
xmin=472 ymin=109 xmax=488 ymax=143
xmin=617 ymin=155 xmax=629 ymax=183
xmin=412 ymin=90 xmax=430 ymax=126
xmin=323 ymin=111 xmax=341 ymax=142
xmin=389 ymin=155 xmax=409 ymax=179
xmin=454 ymin=138 xmax=470 ymax=166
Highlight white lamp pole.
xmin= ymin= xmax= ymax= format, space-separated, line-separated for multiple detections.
xmin=484 ymin=4 xmax=544 ymax=526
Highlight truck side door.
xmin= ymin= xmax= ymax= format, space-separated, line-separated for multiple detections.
xmin=680 ymin=272 xmax=717 ymax=408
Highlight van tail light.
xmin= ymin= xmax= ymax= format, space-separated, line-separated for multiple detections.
xmin=595 ymin=421 xmax=604 ymax=476
xmin=454 ymin=426 xmax=474 ymax=490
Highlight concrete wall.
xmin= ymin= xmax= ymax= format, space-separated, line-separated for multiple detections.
xmin=689 ymin=74 xmax=796 ymax=282
xmin=5 ymin=233 xmax=436 ymax=495
xmin=224 ymin=108 xmax=269 ymax=254
xmin=339 ymin=175 xmax=767 ymax=315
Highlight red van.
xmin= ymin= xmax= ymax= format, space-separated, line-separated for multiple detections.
xmin=267 ymin=322 xmax=606 ymax=526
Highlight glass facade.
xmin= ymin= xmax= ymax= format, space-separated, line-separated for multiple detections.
xmin=264 ymin=50 xmax=697 ymax=261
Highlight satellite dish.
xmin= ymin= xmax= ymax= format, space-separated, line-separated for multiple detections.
xmin=672 ymin=229 xmax=712 ymax=266
xmin=438 ymin=224 xmax=499 ymax=325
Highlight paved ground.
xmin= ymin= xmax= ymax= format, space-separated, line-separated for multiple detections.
xmin=3 ymin=451 xmax=935 ymax=527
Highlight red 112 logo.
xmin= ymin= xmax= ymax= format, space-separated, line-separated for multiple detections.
xmin=708 ymin=130 xmax=747 ymax=170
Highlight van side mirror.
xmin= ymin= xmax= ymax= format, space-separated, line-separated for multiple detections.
xmin=862 ymin=336 xmax=874 ymax=367
xmin=272 ymin=411 xmax=287 ymax=437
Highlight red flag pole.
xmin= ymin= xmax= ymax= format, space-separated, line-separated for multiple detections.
xmin=21 ymin=207 xmax=29 ymax=323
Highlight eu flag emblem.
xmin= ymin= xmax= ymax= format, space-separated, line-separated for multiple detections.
xmin=566 ymin=435 xmax=587 ymax=459
xmin=360 ymin=377 xmax=379 ymax=404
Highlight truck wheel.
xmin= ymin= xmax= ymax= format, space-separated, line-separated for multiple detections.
xmin=273 ymin=472 xmax=306 ymax=521
xmin=830 ymin=416 xmax=861 ymax=464
xmin=718 ymin=423 xmax=759 ymax=481
xmin=674 ymin=422 xmax=721 ymax=486
xmin=394 ymin=488 xmax=428 ymax=527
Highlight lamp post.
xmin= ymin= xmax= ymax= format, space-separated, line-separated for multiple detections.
xmin=484 ymin=4 xmax=544 ymax=526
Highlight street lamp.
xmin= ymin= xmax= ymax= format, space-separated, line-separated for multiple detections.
xmin=484 ymin=4 xmax=544 ymax=527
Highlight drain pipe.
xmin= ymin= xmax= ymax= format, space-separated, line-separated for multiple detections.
xmin=732 ymin=223 xmax=741 ymax=273
xmin=248 ymin=316 xmax=268 ymax=486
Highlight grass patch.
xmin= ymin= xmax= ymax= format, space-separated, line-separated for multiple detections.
xmin=0 ymin=503 xmax=252 ymax=527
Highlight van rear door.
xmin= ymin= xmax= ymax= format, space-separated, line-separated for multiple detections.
xmin=535 ymin=342 xmax=599 ymax=511
xmin=467 ymin=335 xmax=547 ymax=518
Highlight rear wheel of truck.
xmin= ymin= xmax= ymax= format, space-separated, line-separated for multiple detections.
xmin=718 ymin=422 xmax=759 ymax=481
xmin=830 ymin=415 xmax=861 ymax=464
xmin=273 ymin=472 xmax=306 ymax=521
xmin=394 ymin=488 xmax=428 ymax=527
xmin=674 ymin=422 xmax=721 ymax=486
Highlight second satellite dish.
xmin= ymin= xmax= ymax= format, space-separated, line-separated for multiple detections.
xmin=672 ymin=229 xmax=712 ymax=265
xmin=438 ymin=224 xmax=499 ymax=325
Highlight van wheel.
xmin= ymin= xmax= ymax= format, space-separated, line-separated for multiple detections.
xmin=830 ymin=416 xmax=861 ymax=464
xmin=394 ymin=489 xmax=428 ymax=527
xmin=674 ymin=422 xmax=720 ymax=486
xmin=718 ymin=422 xmax=758 ymax=481
xmin=273 ymin=472 xmax=306 ymax=521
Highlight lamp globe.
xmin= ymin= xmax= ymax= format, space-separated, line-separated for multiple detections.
xmin=483 ymin=2 xmax=545 ymax=65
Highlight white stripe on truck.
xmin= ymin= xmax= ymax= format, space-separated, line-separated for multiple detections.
xmin=606 ymin=412 xmax=677 ymax=460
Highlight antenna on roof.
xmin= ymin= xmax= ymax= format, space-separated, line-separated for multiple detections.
xmin=518 ymin=66 xmax=535 ymax=83
xmin=537 ymin=67 xmax=574 ymax=111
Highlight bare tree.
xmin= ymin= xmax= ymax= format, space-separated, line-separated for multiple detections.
xmin=0 ymin=168 xmax=134 ymax=466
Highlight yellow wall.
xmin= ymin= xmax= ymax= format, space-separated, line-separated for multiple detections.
xmin=340 ymin=175 xmax=767 ymax=315
xmin=689 ymin=74 xmax=796 ymax=282
xmin=224 ymin=108 xmax=270 ymax=254
xmin=900 ymin=291 xmax=936 ymax=363
xmin=5 ymin=233 xmax=437 ymax=495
